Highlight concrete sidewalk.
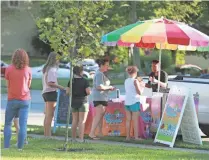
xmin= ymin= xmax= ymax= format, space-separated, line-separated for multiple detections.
xmin=29 ymin=134 xmax=209 ymax=154
xmin=1 ymin=112 xmax=45 ymax=126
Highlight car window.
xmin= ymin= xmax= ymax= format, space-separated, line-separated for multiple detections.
xmin=200 ymin=75 xmax=209 ymax=79
xmin=59 ymin=64 xmax=70 ymax=69
xmin=83 ymin=63 xmax=94 ymax=66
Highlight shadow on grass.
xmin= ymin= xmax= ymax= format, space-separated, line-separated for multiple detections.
xmin=25 ymin=125 xmax=209 ymax=151
xmin=1 ymin=125 xmax=209 ymax=151
xmin=54 ymin=147 xmax=94 ymax=152
xmin=1 ymin=137 xmax=209 ymax=160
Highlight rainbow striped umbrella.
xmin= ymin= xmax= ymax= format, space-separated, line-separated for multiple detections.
xmin=101 ymin=17 xmax=209 ymax=51
xmin=101 ymin=17 xmax=209 ymax=91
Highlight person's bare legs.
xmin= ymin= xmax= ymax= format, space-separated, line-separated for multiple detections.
xmin=89 ymin=105 xmax=105 ymax=138
xmin=98 ymin=118 xmax=104 ymax=137
xmin=13 ymin=118 xmax=19 ymax=140
xmin=43 ymin=102 xmax=47 ymax=135
xmin=78 ymin=112 xmax=88 ymax=141
xmin=72 ymin=112 xmax=79 ymax=140
xmin=44 ymin=102 xmax=56 ymax=137
xmin=132 ymin=111 xmax=140 ymax=140
xmin=125 ymin=110 xmax=132 ymax=140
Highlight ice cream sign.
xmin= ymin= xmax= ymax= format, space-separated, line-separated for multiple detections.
xmin=104 ymin=109 xmax=124 ymax=124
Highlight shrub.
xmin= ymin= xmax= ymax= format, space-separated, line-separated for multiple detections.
xmin=140 ymin=49 xmax=173 ymax=70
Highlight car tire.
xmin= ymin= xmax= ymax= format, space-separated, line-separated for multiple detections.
xmin=199 ymin=124 xmax=209 ymax=137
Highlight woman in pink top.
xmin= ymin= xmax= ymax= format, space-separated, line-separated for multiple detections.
xmin=4 ymin=49 xmax=32 ymax=150
xmin=42 ymin=52 xmax=65 ymax=137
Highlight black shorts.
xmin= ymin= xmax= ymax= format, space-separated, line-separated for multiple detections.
xmin=42 ymin=91 xmax=57 ymax=102
xmin=93 ymin=101 xmax=108 ymax=107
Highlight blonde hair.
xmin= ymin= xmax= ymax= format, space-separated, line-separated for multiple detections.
xmin=12 ymin=49 xmax=29 ymax=69
xmin=43 ymin=52 xmax=58 ymax=73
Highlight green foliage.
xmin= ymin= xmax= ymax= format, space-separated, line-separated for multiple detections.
xmin=36 ymin=1 xmax=113 ymax=63
xmin=176 ymin=51 xmax=186 ymax=66
xmin=110 ymin=47 xmax=129 ymax=63
xmin=195 ymin=1 xmax=209 ymax=35
xmin=153 ymin=1 xmax=201 ymax=25
xmin=164 ymin=64 xmax=177 ymax=75
xmin=35 ymin=0 xmax=209 ymax=64
xmin=140 ymin=49 xmax=173 ymax=73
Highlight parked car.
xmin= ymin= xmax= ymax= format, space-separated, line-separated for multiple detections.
xmin=199 ymin=74 xmax=209 ymax=79
xmin=64 ymin=59 xmax=98 ymax=78
xmin=1 ymin=61 xmax=8 ymax=77
xmin=80 ymin=59 xmax=99 ymax=72
xmin=32 ymin=64 xmax=91 ymax=79
xmin=142 ymin=75 xmax=209 ymax=136
xmin=1 ymin=60 xmax=8 ymax=67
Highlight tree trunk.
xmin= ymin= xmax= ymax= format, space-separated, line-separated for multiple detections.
xmin=64 ymin=1 xmax=79 ymax=151
xmin=129 ymin=1 xmax=142 ymax=71
xmin=64 ymin=62 xmax=73 ymax=151
xmin=171 ymin=50 xmax=177 ymax=65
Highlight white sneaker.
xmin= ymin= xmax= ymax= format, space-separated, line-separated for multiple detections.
xmin=15 ymin=141 xmax=29 ymax=147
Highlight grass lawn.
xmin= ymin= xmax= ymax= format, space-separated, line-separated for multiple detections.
xmin=12 ymin=125 xmax=208 ymax=151
xmin=1 ymin=56 xmax=46 ymax=67
xmin=1 ymin=56 xmax=125 ymax=94
xmin=1 ymin=125 xmax=209 ymax=151
xmin=1 ymin=135 xmax=209 ymax=160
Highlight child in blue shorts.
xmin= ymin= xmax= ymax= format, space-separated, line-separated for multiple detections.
xmin=124 ymin=66 xmax=145 ymax=140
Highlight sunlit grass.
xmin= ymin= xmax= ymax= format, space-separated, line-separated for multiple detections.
xmin=1 ymin=135 xmax=209 ymax=160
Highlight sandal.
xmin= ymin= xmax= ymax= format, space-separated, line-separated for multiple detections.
xmin=89 ymin=136 xmax=100 ymax=140
xmin=134 ymin=138 xmax=143 ymax=141
xmin=125 ymin=137 xmax=131 ymax=141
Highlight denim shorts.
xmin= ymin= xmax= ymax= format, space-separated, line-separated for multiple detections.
xmin=125 ymin=102 xmax=140 ymax=112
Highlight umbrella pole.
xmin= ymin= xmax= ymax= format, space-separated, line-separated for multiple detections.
xmin=157 ymin=44 xmax=162 ymax=92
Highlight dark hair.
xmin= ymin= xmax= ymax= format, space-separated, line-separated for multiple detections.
xmin=126 ymin=66 xmax=139 ymax=75
xmin=96 ymin=58 xmax=109 ymax=67
xmin=73 ymin=66 xmax=83 ymax=76
xmin=152 ymin=60 xmax=159 ymax=64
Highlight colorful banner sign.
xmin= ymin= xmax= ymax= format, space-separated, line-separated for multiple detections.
xmin=103 ymin=102 xmax=126 ymax=136
xmin=85 ymin=102 xmax=127 ymax=136
xmin=155 ymin=86 xmax=188 ymax=147
xmin=154 ymin=86 xmax=202 ymax=147
xmin=150 ymin=95 xmax=162 ymax=133
xmin=85 ymin=100 xmax=153 ymax=138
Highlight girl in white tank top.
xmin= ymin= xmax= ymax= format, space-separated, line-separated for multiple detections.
xmin=124 ymin=66 xmax=145 ymax=141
